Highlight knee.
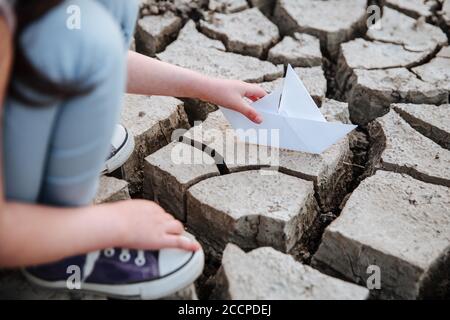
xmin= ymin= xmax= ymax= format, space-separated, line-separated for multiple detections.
xmin=19 ymin=0 xmax=127 ymax=89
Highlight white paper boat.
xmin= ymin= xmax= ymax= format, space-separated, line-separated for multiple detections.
xmin=220 ymin=65 xmax=357 ymax=154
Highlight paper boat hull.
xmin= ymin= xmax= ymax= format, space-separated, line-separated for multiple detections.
xmin=220 ymin=107 xmax=356 ymax=154
xmin=219 ymin=64 xmax=356 ymax=154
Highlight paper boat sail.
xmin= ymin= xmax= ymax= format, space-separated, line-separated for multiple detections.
xmin=220 ymin=65 xmax=357 ymax=154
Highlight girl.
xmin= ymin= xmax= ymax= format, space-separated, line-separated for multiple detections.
xmin=0 ymin=0 xmax=265 ymax=299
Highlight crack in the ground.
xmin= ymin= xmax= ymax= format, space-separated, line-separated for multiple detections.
xmin=384 ymin=1 xmax=440 ymax=21
xmin=394 ymin=107 xmax=449 ymax=151
xmin=178 ymin=135 xmax=231 ymax=175
xmin=192 ymin=7 xmax=282 ymax=61
xmin=408 ymin=67 xmax=425 ymax=81
xmin=296 ymin=128 xmax=373 ymax=264
xmin=383 ymin=162 xmax=450 ymax=188
xmin=367 ymin=113 xmax=450 ymax=188
xmin=359 ymin=33 xmax=445 ymax=68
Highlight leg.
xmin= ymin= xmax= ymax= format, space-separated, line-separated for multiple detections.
xmin=3 ymin=0 xmax=127 ymax=206
xmin=94 ymin=0 xmax=139 ymax=175
xmin=2 ymin=98 xmax=58 ymax=203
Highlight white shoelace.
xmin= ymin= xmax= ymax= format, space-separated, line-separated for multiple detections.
xmin=103 ymin=248 xmax=146 ymax=266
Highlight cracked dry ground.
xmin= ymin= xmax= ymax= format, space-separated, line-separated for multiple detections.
xmin=2 ymin=0 xmax=450 ymax=300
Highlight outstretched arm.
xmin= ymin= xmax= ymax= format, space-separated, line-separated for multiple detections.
xmin=126 ymin=51 xmax=266 ymax=123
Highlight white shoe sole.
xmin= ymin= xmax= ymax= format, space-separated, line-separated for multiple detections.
xmin=22 ymin=249 xmax=204 ymax=300
xmin=103 ymin=133 xmax=135 ymax=174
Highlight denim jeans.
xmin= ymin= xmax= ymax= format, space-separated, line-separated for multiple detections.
xmin=2 ymin=0 xmax=138 ymax=206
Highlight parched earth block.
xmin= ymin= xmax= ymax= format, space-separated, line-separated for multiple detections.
xmin=175 ymin=20 xmax=226 ymax=51
xmin=186 ymin=170 xmax=319 ymax=255
xmin=412 ymin=47 xmax=450 ymax=92
xmin=393 ymin=103 xmax=450 ymax=150
xmin=273 ymin=0 xmax=368 ymax=57
xmin=320 ymin=98 xmax=351 ymax=124
xmin=312 ymin=170 xmax=450 ymax=299
xmin=135 ymin=12 xmax=182 ymax=56
xmin=383 ymin=0 xmax=438 ymax=19
xmin=267 ymin=33 xmax=322 ymax=67
xmin=199 ymin=8 xmax=280 ymax=58
xmin=366 ymin=7 xmax=447 ymax=54
xmin=94 ymin=176 xmax=130 ymax=204
xmin=121 ymin=94 xmax=190 ymax=194
xmin=143 ymin=141 xmax=220 ymax=221
xmin=210 ymin=244 xmax=369 ymax=300
xmin=336 ymin=38 xmax=430 ymax=94
xmin=367 ymin=109 xmax=450 ymax=187
xmin=346 ymin=67 xmax=448 ymax=125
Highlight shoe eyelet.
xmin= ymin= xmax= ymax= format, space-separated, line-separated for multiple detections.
xmin=119 ymin=252 xmax=131 ymax=262
xmin=135 ymin=257 xmax=146 ymax=267
xmin=104 ymin=248 xmax=115 ymax=257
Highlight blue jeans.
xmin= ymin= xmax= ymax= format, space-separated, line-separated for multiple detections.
xmin=2 ymin=0 xmax=138 ymax=206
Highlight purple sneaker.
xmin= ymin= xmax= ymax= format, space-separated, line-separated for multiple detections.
xmin=22 ymin=244 xmax=204 ymax=299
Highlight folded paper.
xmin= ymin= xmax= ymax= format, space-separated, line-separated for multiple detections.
xmin=220 ymin=65 xmax=357 ymax=154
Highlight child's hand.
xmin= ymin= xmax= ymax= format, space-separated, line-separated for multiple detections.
xmin=116 ymin=199 xmax=200 ymax=252
xmin=203 ymin=78 xmax=267 ymax=124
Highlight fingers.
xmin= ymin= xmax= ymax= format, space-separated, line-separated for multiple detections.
xmin=244 ymin=83 xmax=267 ymax=101
xmin=238 ymin=101 xmax=263 ymax=124
xmin=160 ymin=215 xmax=200 ymax=250
xmin=161 ymin=234 xmax=201 ymax=251
xmin=161 ymin=212 xmax=176 ymax=221
xmin=161 ymin=220 xmax=202 ymax=251
xmin=239 ymin=82 xmax=265 ymax=123
xmin=163 ymin=219 xmax=185 ymax=235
